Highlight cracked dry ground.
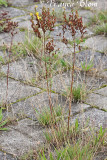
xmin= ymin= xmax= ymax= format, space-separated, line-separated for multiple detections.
xmin=0 ymin=0 xmax=107 ymax=159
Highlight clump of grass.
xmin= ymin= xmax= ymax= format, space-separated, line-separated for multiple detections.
xmin=39 ymin=123 xmax=106 ymax=160
xmin=81 ymin=60 xmax=94 ymax=72
xmin=0 ymin=43 xmax=27 ymax=65
xmin=21 ymin=120 xmax=106 ymax=160
xmin=72 ymin=85 xmax=86 ymax=102
xmin=88 ymin=11 xmax=107 ymax=26
xmin=87 ymin=11 xmax=107 ymax=36
xmin=98 ymin=11 xmax=107 ymax=23
xmin=20 ymin=150 xmax=34 ymax=160
xmin=44 ymin=119 xmax=79 ymax=145
xmin=35 ymin=106 xmax=63 ymax=127
xmin=95 ymin=23 xmax=107 ymax=36
xmin=23 ymin=35 xmax=42 ymax=57
xmin=63 ymin=84 xmax=86 ymax=102
xmin=87 ymin=15 xmax=98 ymax=26
xmin=4 ymin=34 xmax=42 ymax=60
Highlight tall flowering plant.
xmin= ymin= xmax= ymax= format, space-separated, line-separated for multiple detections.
xmin=61 ymin=9 xmax=86 ymax=134
xmin=30 ymin=6 xmax=56 ymax=118
xmin=0 ymin=11 xmax=18 ymax=107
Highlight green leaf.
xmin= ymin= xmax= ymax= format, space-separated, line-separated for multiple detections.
xmin=54 ymin=54 xmax=58 ymax=59
xmin=34 ymin=108 xmax=40 ymax=114
xmin=49 ymin=153 xmax=54 ymax=160
xmin=0 ymin=108 xmax=3 ymax=122
xmin=47 ymin=78 xmax=52 ymax=82
xmin=60 ymin=59 xmax=67 ymax=67
xmin=42 ymin=152 xmax=47 ymax=160
xmin=83 ymin=38 xmax=86 ymax=43
xmin=75 ymin=39 xmax=81 ymax=45
xmin=0 ymin=128 xmax=8 ymax=131
xmin=0 ymin=114 xmax=3 ymax=122
xmin=42 ymin=56 xmax=50 ymax=62
xmin=69 ymin=40 xmax=73 ymax=46
xmin=0 ymin=120 xmax=7 ymax=127
xmin=75 ymin=119 xmax=79 ymax=131
xmin=0 ymin=56 xmax=4 ymax=62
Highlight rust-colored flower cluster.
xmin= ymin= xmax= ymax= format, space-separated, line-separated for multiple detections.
xmin=62 ymin=10 xmax=86 ymax=46
xmin=30 ymin=7 xmax=56 ymax=38
xmin=46 ymin=39 xmax=55 ymax=54
xmin=0 ymin=11 xmax=18 ymax=34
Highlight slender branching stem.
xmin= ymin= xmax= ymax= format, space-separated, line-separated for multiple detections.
xmin=68 ymin=37 xmax=76 ymax=134
xmin=43 ymin=32 xmax=52 ymax=117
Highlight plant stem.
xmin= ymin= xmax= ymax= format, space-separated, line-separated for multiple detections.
xmin=6 ymin=35 xmax=13 ymax=106
xmin=68 ymin=37 xmax=76 ymax=134
xmin=43 ymin=32 xmax=52 ymax=116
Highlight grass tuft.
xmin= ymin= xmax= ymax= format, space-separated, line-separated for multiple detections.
xmin=40 ymin=124 xmax=106 ymax=160
xmin=35 ymin=106 xmax=63 ymax=127
xmin=63 ymin=84 xmax=86 ymax=102
xmin=95 ymin=23 xmax=107 ymax=36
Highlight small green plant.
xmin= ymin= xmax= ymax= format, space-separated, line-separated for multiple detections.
xmin=0 ymin=0 xmax=8 ymax=7
xmin=81 ymin=60 xmax=94 ymax=71
xmin=0 ymin=108 xmax=8 ymax=131
xmin=52 ymin=53 xmax=70 ymax=73
xmin=35 ymin=106 xmax=63 ymax=126
xmin=63 ymin=84 xmax=86 ymax=102
xmin=95 ymin=23 xmax=107 ymax=36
